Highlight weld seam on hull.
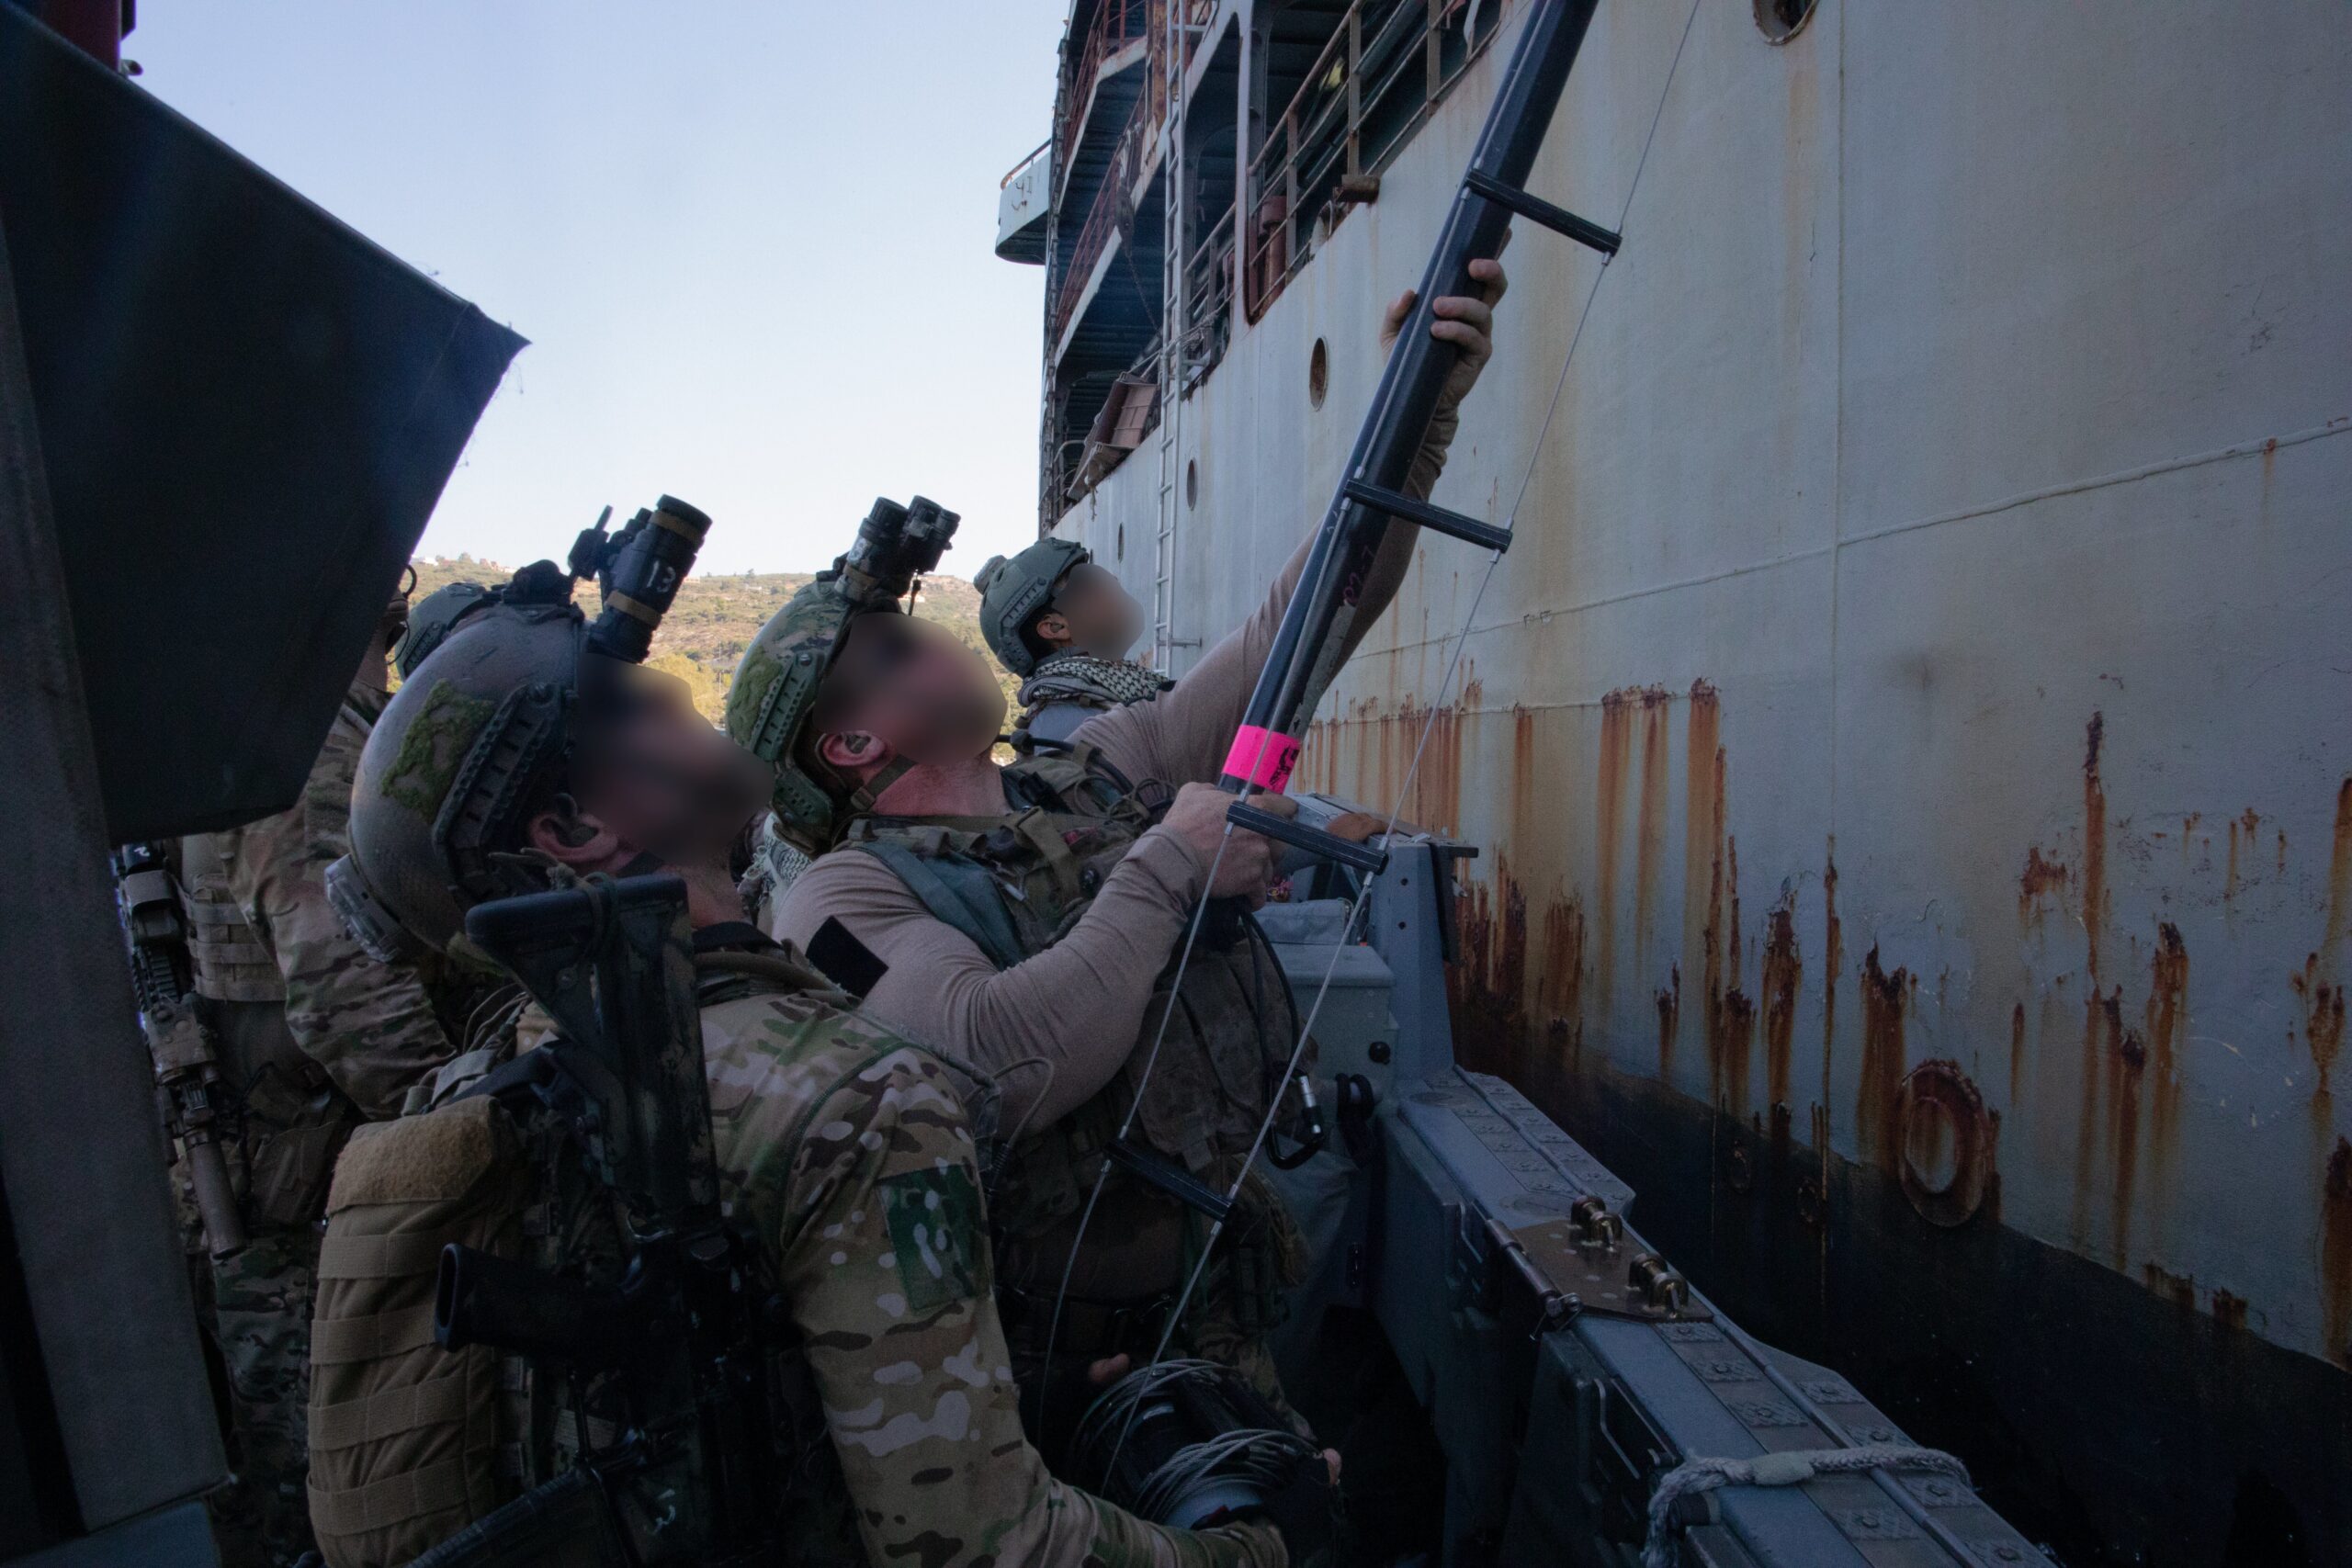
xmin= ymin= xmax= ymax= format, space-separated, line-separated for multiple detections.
xmin=1351 ymin=413 xmax=2351 ymax=664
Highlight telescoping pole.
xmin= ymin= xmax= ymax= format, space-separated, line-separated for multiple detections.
xmin=1216 ymin=0 xmax=1616 ymax=873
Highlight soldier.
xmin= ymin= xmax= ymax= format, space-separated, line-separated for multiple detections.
xmin=972 ymin=538 xmax=1170 ymax=743
xmin=323 ymin=553 xmax=1304 ymax=1566
xmin=172 ymin=580 xmax=461 ymax=1565
xmin=727 ymin=260 xmax=1508 ymax=1433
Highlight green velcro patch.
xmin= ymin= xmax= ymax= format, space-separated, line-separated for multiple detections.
xmin=879 ymin=1165 xmax=984 ymax=1314
xmin=381 ymin=680 xmax=493 ymax=815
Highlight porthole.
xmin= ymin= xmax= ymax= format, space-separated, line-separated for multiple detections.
xmin=1753 ymin=0 xmax=1816 ymax=44
xmin=1308 ymin=338 xmax=1329 ymax=410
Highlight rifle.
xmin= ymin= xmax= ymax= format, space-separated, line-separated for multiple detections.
xmin=422 ymin=874 xmax=781 ymax=1566
xmin=111 ymin=841 xmax=247 ymax=1258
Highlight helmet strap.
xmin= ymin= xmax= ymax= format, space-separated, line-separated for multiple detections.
xmin=847 ymin=755 xmax=917 ymax=817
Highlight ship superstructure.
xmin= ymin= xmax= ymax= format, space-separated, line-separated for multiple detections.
xmin=999 ymin=1 xmax=2352 ymax=1560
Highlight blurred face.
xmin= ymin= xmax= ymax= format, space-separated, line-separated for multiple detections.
xmin=1038 ymin=561 xmax=1143 ymax=660
xmin=572 ymin=662 xmax=775 ymax=866
xmin=819 ymin=611 xmax=1006 ymax=772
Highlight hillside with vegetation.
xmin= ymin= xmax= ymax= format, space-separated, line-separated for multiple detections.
xmin=410 ymin=553 xmax=1010 ymax=724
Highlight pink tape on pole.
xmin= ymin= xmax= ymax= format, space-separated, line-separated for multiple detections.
xmin=1223 ymin=725 xmax=1304 ymax=793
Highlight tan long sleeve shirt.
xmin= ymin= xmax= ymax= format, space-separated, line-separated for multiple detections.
xmin=766 ymin=415 xmax=1457 ymax=1129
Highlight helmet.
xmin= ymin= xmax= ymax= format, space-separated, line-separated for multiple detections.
xmin=342 ymin=497 xmax=714 ymax=955
xmin=972 ymin=536 xmax=1087 ymax=678
xmin=393 ymin=580 xmax=496 ymax=679
xmin=348 ymin=589 xmax=590 ymax=954
xmin=727 ymin=495 xmax=960 ymax=856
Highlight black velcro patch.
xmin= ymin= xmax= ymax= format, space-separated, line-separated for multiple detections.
xmin=808 ymin=916 xmax=888 ymax=999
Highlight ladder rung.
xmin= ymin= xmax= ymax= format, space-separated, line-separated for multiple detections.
xmin=1227 ymin=801 xmax=1391 ymax=876
xmin=1342 ymin=479 xmax=1512 ymax=554
xmin=1463 ymin=169 xmax=1620 ymax=256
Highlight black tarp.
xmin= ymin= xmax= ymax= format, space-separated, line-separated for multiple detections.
xmin=0 ymin=3 xmax=521 ymax=1551
xmin=0 ymin=1 xmax=525 ymax=841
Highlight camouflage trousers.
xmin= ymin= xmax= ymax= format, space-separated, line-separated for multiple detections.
xmin=204 ymin=1228 xmax=321 ymax=1568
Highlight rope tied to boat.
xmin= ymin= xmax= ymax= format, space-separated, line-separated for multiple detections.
xmin=1642 ymin=1444 xmax=1973 ymax=1568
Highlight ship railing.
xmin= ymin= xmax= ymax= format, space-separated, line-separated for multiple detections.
xmin=1182 ymin=200 xmax=1238 ymax=382
xmin=1242 ymin=0 xmax=1499 ymax=322
xmin=1049 ymin=106 xmax=1147 ymax=344
xmin=1056 ymin=0 xmax=1153 ymax=186
xmin=1001 ymin=137 xmax=1051 ymax=189
xmin=1050 ymin=0 xmax=1220 ymax=342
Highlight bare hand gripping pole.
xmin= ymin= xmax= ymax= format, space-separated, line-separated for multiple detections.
xmin=1219 ymin=0 xmax=1612 ymax=868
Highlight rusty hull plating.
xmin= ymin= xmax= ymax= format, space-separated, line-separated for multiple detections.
xmin=1046 ymin=1 xmax=2352 ymax=1559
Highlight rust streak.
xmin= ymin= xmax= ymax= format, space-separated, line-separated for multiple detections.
xmin=1683 ymin=681 xmax=1721 ymax=1077
xmin=2144 ymin=922 xmax=2188 ymax=1229
xmin=2108 ymin=1025 xmax=2147 ymax=1271
xmin=1448 ymin=863 xmax=1529 ymax=1079
xmin=2084 ymin=712 xmax=2109 ymax=987
xmin=1761 ymin=902 xmax=1800 ymax=1111
xmin=1633 ymin=685 xmax=1672 ymax=990
xmin=2323 ymin=1137 xmax=2352 ymax=1369
xmin=2073 ymin=986 xmax=2124 ymax=1249
xmin=1857 ymin=945 xmax=1910 ymax=1168
xmin=1655 ymin=964 xmax=1680 ymax=1067
xmin=2009 ymin=1000 xmax=2028 ymax=1106
xmin=1821 ymin=841 xmax=1841 ymax=1138
xmin=1709 ymin=833 xmax=1753 ymax=1114
xmin=2018 ymin=846 xmax=2070 ymax=926
xmin=2293 ymin=955 xmax=2346 ymax=1100
xmin=2143 ymin=1262 xmax=2198 ymax=1313
xmin=1539 ymin=897 xmax=1586 ymax=1057
xmin=1593 ymin=690 xmax=1634 ymax=1010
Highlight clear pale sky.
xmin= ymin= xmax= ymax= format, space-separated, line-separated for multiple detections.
xmin=131 ymin=2 xmax=1069 ymax=574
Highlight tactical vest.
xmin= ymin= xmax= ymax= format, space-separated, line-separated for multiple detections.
xmin=306 ymin=959 xmax=844 ymax=1567
xmin=841 ymin=744 xmax=1305 ymax=1280
xmin=181 ymin=834 xmax=289 ymax=1004
xmin=178 ymin=830 xmax=356 ymax=1233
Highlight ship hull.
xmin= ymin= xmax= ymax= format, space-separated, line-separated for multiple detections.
xmin=1047 ymin=1 xmax=2352 ymax=1559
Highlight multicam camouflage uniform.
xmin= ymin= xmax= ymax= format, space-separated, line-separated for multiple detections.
xmin=696 ymin=954 xmax=1286 ymax=1567
xmin=178 ymin=680 xmax=458 ymax=1566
